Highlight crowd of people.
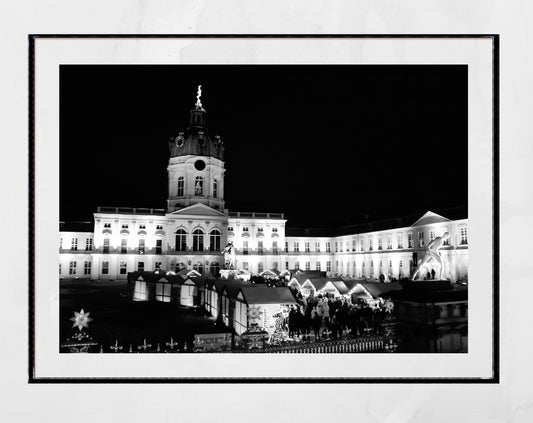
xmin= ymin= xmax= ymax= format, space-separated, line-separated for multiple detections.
xmin=284 ymin=289 xmax=394 ymax=341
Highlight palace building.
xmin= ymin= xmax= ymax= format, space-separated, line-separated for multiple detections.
xmin=59 ymin=90 xmax=468 ymax=283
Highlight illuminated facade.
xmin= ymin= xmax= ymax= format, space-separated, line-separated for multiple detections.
xmin=59 ymin=92 xmax=468 ymax=283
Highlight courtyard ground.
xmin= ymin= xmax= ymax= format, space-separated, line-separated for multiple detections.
xmin=60 ymin=278 xmax=222 ymax=351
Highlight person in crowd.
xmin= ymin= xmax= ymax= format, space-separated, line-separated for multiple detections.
xmin=311 ymin=305 xmax=322 ymax=340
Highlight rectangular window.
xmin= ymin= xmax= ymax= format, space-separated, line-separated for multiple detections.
xmin=156 ymin=225 xmax=163 ymax=230
xmin=84 ymin=261 xmax=91 ymax=275
xmin=335 ymin=242 xmax=338 ymax=253
xmin=305 ymin=261 xmax=310 ymax=271
xmin=258 ymin=262 xmax=264 ymax=274
xmin=227 ymin=226 xmax=233 ymax=232
xmin=408 ymin=233 xmax=414 ymax=248
xmin=378 ymin=236 xmax=382 ymax=250
xmin=295 ymin=262 xmax=300 ymax=270
xmin=102 ymin=261 xmax=109 ymax=274
xmin=243 ymin=241 xmax=249 ymax=255
xmin=177 ymin=177 xmax=184 ymax=196
xmin=258 ymin=241 xmax=264 ymax=255
xmin=138 ymin=239 xmax=145 ymax=254
xmin=387 ymin=235 xmax=392 ymax=250
xmin=305 ymin=242 xmax=310 ymax=253
xmin=242 ymin=227 xmax=249 ymax=232
xmin=418 ymin=232 xmax=425 ymax=247
xmin=243 ymin=262 xmax=249 ymax=271
xmin=103 ymin=223 xmax=111 ymax=228
xmin=138 ymin=261 xmax=144 ymax=272
xmin=326 ymin=261 xmax=331 ymax=272
xmin=285 ymin=261 xmax=289 ymax=270
xmin=429 ymin=231 xmax=436 ymax=241
xmin=336 ymin=261 xmax=339 ymax=271
xmin=155 ymin=262 xmax=162 ymax=270
xmin=121 ymin=238 xmax=127 ymax=254
xmin=59 ymin=238 xmax=63 ymax=250
xmin=389 ymin=260 xmax=393 ymax=268
xmin=71 ymin=238 xmax=78 ymax=251
xmin=257 ymin=227 xmax=263 ymax=232
xmin=326 ymin=242 xmax=331 ymax=253
xmin=212 ymin=179 xmax=218 ymax=198
xmin=272 ymin=241 xmax=278 ymax=254
xmin=139 ymin=224 xmax=146 ymax=230
xmin=315 ymin=241 xmax=320 ymax=252
xmin=85 ymin=238 xmax=93 ymax=251
xmin=134 ymin=281 xmax=147 ymax=301
xmin=273 ymin=261 xmax=278 ymax=270
xmin=397 ymin=234 xmax=403 ymax=249
xmin=122 ymin=224 xmax=129 ymax=229
xmin=120 ymin=261 xmax=127 ymax=274
xmin=69 ymin=261 xmax=77 ymax=275
xmin=285 ymin=241 xmax=288 ymax=253
xmin=272 ymin=227 xmax=278 ymax=233
xmin=369 ymin=238 xmax=373 ymax=251
xmin=360 ymin=238 xmax=365 ymax=251
xmin=316 ymin=262 xmax=321 ymax=271
xmin=352 ymin=239 xmax=356 ymax=251
xmin=294 ymin=242 xmax=299 ymax=252
xmin=156 ymin=283 xmax=171 ymax=302
xmin=59 ymin=263 xmax=62 ymax=275
xmin=156 ymin=239 xmax=162 ymax=254
xmin=103 ymin=238 xmax=110 ymax=254
xmin=460 ymin=227 xmax=468 ymax=245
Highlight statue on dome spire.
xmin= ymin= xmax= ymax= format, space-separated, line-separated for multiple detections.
xmin=195 ymin=85 xmax=203 ymax=110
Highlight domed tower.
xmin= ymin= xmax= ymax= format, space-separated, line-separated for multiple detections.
xmin=167 ymin=86 xmax=226 ymax=212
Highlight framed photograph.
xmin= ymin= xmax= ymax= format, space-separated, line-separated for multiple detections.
xmin=29 ymin=35 xmax=498 ymax=382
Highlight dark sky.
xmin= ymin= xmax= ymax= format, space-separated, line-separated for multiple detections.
xmin=60 ymin=64 xmax=467 ymax=228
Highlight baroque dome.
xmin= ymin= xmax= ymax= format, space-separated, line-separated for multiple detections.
xmin=168 ymin=88 xmax=224 ymax=160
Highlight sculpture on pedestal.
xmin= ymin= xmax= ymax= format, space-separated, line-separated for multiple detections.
xmin=221 ymin=241 xmax=236 ymax=270
xmin=412 ymin=232 xmax=450 ymax=280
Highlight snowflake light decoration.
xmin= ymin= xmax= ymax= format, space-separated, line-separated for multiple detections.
xmin=70 ymin=309 xmax=93 ymax=331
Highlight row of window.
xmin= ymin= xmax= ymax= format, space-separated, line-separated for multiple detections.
xmin=60 ymin=238 xmax=93 ymax=251
xmin=102 ymin=223 xmax=163 ymax=231
xmin=285 ymin=241 xmax=332 ymax=253
xmin=227 ymin=226 xmax=278 ymax=233
xmin=285 ymin=228 xmax=467 ymax=254
xmin=176 ymin=176 xmax=218 ymax=198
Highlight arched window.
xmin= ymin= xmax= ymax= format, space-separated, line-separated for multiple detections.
xmin=209 ymin=229 xmax=221 ymax=252
xmin=212 ymin=179 xmax=218 ymax=198
xmin=193 ymin=261 xmax=204 ymax=274
xmin=177 ymin=262 xmax=186 ymax=270
xmin=210 ymin=262 xmax=220 ymax=276
xmin=177 ymin=176 xmax=184 ymax=196
xmin=194 ymin=176 xmax=204 ymax=196
xmin=175 ymin=229 xmax=187 ymax=252
xmin=193 ymin=229 xmax=204 ymax=252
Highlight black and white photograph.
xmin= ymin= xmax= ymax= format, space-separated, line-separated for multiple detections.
xmin=58 ymin=64 xmax=469 ymax=356
xmin=28 ymin=35 xmax=497 ymax=382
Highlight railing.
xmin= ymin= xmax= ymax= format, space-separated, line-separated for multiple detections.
xmin=228 ymin=212 xmax=285 ymax=219
xmin=240 ymin=336 xmax=386 ymax=354
xmin=97 ymin=206 xmax=166 ymax=215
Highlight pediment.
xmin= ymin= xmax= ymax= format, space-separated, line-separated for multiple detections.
xmin=167 ymin=203 xmax=227 ymax=218
xmin=411 ymin=211 xmax=450 ymax=227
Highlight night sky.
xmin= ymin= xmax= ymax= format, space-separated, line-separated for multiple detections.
xmin=60 ymin=65 xmax=467 ymax=228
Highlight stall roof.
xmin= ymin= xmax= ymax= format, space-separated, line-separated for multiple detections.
xmin=341 ymin=278 xmax=367 ymax=291
xmin=359 ymin=281 xmax=403 ymax=299
xmin=330 ymin=281 xmax=350 ymax=295
xmin=241 ymin=286 xmax=297 ymax=305
xmin=128 ymin=271 xmax=182 ymax=284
